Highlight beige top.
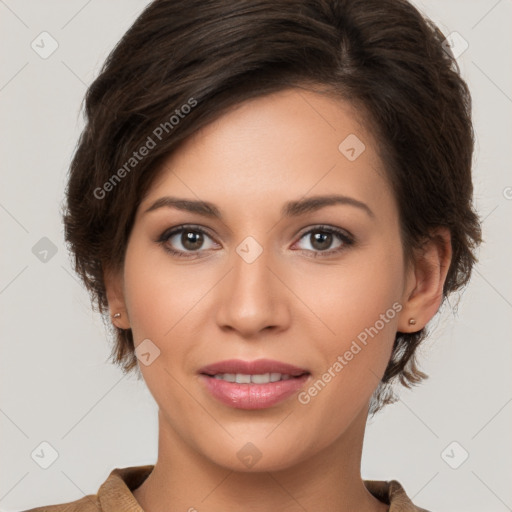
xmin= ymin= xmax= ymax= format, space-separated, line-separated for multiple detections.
xmin=23 ymin=465 xmax=431 ymax=511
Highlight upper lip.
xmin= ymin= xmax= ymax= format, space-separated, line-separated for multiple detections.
xmin=199 ymin=359 xmax=309 ymax=377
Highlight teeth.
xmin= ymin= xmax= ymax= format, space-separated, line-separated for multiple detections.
xmin=212 ymin=373 xmax=293 ymax=384
xmin=236 ymin=373 xmax=251 ymax=384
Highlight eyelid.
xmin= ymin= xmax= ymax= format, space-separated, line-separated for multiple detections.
xmin=158 ymin=224 xmax=216 ymax=241
xmin=157 ymin=223 xmax=355 ymax=258
xmin=291 ymin=224 xmax=354 ymax=256
xmin=157 ymin=224 xmax=220 ymax=250
xmin=295 ymin=224 xmax=354 ymax=243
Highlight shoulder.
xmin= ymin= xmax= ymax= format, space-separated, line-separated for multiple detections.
xmin=364 ymin=478 xmax=432 ymax=511
xmin=19 ymin=465 xmax=154 ymax=512
xmin=20 ymin=494 xmax=100 ymax=512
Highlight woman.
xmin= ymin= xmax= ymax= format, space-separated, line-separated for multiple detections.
xmin=26 ymin=0 xmax=482 ymax=510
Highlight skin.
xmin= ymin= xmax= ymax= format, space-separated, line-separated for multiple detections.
xmin=105 ymin=87 xmax=451 ymax=512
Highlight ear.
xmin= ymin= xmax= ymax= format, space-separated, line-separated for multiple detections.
xmin=397 ymin=227 xmax=452 ymax=332
xmin=104 ymin=265 xmax=131 ymax=330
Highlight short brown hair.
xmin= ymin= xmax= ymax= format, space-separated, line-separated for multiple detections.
xmin=63 ymin=0 xmax=482 ymax=414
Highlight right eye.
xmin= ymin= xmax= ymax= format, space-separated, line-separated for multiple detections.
xmin=158 ymin=225 xmax=220 ymax=258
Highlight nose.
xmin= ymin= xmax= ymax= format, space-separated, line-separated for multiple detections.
xmin=214 ymin=245 xmax=291 ymax=338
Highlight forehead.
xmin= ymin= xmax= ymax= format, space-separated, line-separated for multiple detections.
xmin=141 ymin=88 xmax=395 ymax=222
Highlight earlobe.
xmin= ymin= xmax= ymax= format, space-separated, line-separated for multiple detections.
xmin=103 ymin=266 xmax=131 ymax=329
xmin=398 ymin=227 xmax=452 ymax=332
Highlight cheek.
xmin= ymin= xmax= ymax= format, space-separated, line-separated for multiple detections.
xmin=295 ymin=243 xmax=404 ymax=396
xmin=122 ymin=239 xmax=202 ymax=340
xmin=298 ymin=242 xmax=403 ymax=337
xmin=293 ymin=269 xmax=402 ymax=440
xmin=121 ymin=241 xmax=196 ymax=406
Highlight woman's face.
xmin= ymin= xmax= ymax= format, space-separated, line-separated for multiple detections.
xmin=117 ymin=88 xmax=416 ymax=471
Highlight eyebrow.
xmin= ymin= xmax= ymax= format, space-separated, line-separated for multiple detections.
xmin=143 ymin=194 xmax=375 ymax=219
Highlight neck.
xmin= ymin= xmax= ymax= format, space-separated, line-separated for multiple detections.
xmin=133 ymin=406 xmax=387 ymax=512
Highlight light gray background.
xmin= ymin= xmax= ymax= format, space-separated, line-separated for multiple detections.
xmin=1 ymin=1 xmax=511 ymax=511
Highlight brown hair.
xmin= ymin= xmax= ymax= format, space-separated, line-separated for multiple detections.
xmin=63 ymin=0 xmax=482 ymax=414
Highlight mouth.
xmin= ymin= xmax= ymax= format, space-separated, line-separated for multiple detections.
xmin=198 ymin=358 xmax=309 ymax=377
xmin=206 ymin=372 xmax=304 ymax=384
xmin=198 ymin=359 xmax=311 ymax=409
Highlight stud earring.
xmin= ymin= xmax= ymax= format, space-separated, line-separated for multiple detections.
xmin=112 ymin=313 xmax=121 ymax=319
xmin=408 ymin=318 xmax=416 ymax=325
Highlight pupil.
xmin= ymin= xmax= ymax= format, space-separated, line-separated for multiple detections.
xmin=179 ymin=231 xmax=333 ymax=252
xmin=312 ymin=232 xmax=331 ymax=250
xmin=183 ymin=231 xmax=203 ymax=250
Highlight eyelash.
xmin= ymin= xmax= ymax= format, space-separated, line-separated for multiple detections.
xmin=157 ymin=224 xmax=355 ymax=259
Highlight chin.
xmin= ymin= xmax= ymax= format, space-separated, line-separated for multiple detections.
xmin=196 ymin=434 xmax=315 ymax=473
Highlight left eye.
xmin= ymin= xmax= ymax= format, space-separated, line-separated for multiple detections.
xmin=158 ymin=225 xmax=353 ymax=258
xmin=294 ymin=227 xmax=350 ymax=254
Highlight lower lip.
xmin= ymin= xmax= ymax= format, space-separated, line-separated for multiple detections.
xmin=199 ymin=374 xmax=310 ymax=409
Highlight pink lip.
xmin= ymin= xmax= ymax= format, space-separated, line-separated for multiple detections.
xmin=199 ymin=374 xmax=310 ymax=409
xmin=198 ymin=358 xmax=308 ymax=376
xmin=198 ymin=359 xmax=310 ymax=410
